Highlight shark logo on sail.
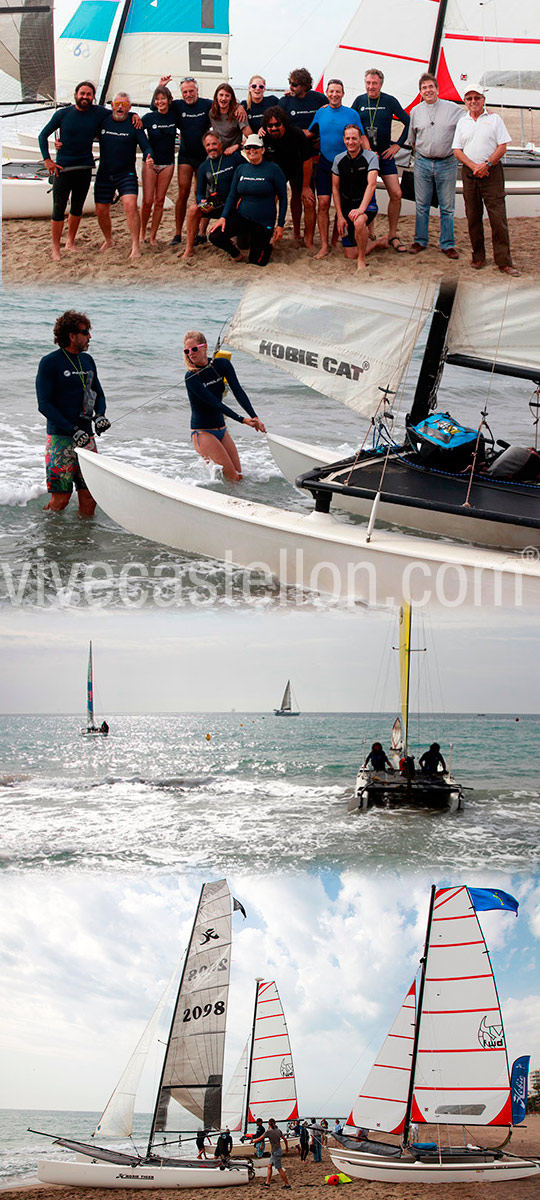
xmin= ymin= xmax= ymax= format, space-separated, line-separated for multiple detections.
xmin=477 ymin=1016 xmax=505 ymax=1049
xmin=258 ymin=340 xmax=369 ymax=380
xmin=200 ymin=926 xmax=220 ymax=944
xmin=280 ymin=1058 xmax=294 ymax=1077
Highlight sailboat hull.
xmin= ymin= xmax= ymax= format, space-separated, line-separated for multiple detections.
xmin=352 ymin=770 xmax=464 ymax=812
xmin=329 ymin=1146 xmax=540 ymax=1183
xmin=76 ymin=450 xmax=540 ymax=608
xmin=37 ymin=1158 xmax=252 ymax=1188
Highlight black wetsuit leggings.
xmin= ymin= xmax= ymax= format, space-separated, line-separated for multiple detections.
xmin=51 ymin=167 xmax=92 ymax=221
xmin=300 ymin=1141 xmax=309 ymax=1162
xmin=209 ymin=211 xmax=274 ymax=266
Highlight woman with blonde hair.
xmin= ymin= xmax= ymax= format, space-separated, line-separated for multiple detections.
xmin=183 ymin=331 xmax=265 ymax=480
xmin=209 ymin=83 xmax=250 ymax=154
xmin=245 ymin=74 xmax=279 ymax=134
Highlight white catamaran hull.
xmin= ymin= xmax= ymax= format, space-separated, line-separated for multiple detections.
xmin=76 ymin=450 xmax=540 ymax=607
xmin=2 ymin=176 xmax=96 ymax=219
xmin=266 ymin=433 xmax=540 ymax=553
xmin=37 ymin=1159 xmax=252 ymax=1188
xmin=329 ymin=1147 xmax=540 ymax=1184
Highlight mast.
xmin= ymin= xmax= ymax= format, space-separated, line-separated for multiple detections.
xmin=427 ymin=0 xmax=450 ymax=76
xmin=98 ymin=0 xmax=132 ymax=106
xmin=407 ymin=281 xmax=457 ymax=428
xmin=243 ymin=978 xmax=263 ymax=1135
xmin=87 ymin=642 xmax=94 ymax=729
xmin=399 ymin=606 xmax=411 ymax=758
xmin=402 ymin=884 xmax=436 ymax=1148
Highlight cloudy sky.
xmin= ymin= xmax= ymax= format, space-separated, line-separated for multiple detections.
xmin=1 ymin=870 xmax=539 ymax=1116
xmin=0 ymin=606 xmax=538 ymax=714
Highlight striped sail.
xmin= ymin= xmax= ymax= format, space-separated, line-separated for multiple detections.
xmin=319 ymin=0 xmax=439 ymax=108
xmin=87 ymin=641 xmax=95 ymax=728
xmin=55 ymin=0 xmax=120 ymax=103
xmin=350 ymin=982 xmax=416 ymax=1135
xmin=222 ymin=1042 xmax=249 ymax=1132
xmin=150 ymin=879 xmax=232 ymax=1139
xmin=247 ymin=980 xmax=298 ymax=1126
xmin=104 ymin=0 xmax=230 ymax=105
xmin=412 ymin=885 xmax=512 ymax=1127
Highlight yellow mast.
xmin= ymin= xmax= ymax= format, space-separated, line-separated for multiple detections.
xmin=399 ymin=604 xmax=412 ymax=756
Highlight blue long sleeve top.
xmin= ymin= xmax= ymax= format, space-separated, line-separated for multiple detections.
xmin=222 ymin=161 xmax=288 ymax=229
xmin=185 ymin=357 xmax=257 ymax=430
xmin=36 ymin=349 xmax=106 ymax=435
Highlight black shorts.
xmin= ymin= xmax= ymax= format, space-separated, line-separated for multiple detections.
xmin=177 ymin=152 xmax=205 ymax=170
xmin=51 ymin=167 xmax=92 ymax=221
xmin=94 ymin=169 xmax=138 ymax=204
xmin=342 ymin=207 xmax=376 ymax=246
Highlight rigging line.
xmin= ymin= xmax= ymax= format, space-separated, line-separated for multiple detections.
xmin=462 ymin=284 xmax=512 ymax=509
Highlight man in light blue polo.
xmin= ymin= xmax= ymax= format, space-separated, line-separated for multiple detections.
xmin=305 ymin=79 xmax=367 ymax=258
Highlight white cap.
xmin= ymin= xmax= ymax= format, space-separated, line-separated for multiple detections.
xmin=463 ymin=83 xmax=486 ymax=98
xmin=244 ymin=133 xmax=264 ymax=148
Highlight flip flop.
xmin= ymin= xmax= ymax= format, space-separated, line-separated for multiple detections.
xmin=388 ymin=236 xmax=406 ymax=253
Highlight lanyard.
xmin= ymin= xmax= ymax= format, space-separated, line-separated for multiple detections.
xmin=209 ymin=154 xmax=224 ymax=189
xmin=61 ymin=348 xmax=86 ymax=387
xmin=366 ymin=95 xmax=380 ymax=129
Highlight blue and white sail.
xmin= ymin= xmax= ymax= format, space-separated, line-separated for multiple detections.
xmin=54 ymin=0 xmax=120 ymax=103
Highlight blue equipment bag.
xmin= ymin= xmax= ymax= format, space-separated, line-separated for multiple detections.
xmin=407 ymin=412 xmax=484 ymax=472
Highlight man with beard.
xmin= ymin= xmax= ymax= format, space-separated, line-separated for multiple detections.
xmin=95 ymin=92 xmax=154 ymax=259
xmin=38 ymin=81 xmax=106 ymax=261
xmin=36 ymin=310 xmax=110 ymax=517
xmin=260 ymin=106 xmax=315 ymax=246
xmin=183 ymin=130 xmax=243 ymax=259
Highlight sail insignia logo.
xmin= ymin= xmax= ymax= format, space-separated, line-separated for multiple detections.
xmin=258 ymin=340 xmax=369 ymax=381
xmin=200 ymin=926 xmax=220 ymax=944
xmin=280 ymin=1057 xmax=294 ymax=1078
xmin=477 ymin=1015 xmax=505 ymax=1048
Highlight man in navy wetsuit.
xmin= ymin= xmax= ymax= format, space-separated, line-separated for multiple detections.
xmin=95 ymin=92 xmax=154 ymax=259
xmin=36 ymin=310 xmax=110 ymax=516
xmin=183 ymin=130 xmax=243 ymax=259
xmin=155 ymin=75 xmax=212 ymax=245
xmin=39 ymin=81 xmax=105 ymax=262
xmin=352 ymin=68 xmax=410 ymax=251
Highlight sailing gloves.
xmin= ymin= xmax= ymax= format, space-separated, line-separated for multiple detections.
xmin=73 ymin=429 xmax=92 ymax=447
xmin=94 ymin=416 xmax=111 ymax=435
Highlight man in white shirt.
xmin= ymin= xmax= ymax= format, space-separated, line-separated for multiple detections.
xmin=408 ymin=73 xmax=461 ymax=258
xmin=452 ymin=84 xmax=519 ymax=275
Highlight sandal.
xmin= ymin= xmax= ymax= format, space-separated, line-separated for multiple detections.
xmin=388 ymin=236 xmax=406 ymax=253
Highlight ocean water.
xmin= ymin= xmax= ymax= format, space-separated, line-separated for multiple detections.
xmin=1 ymin=712 xmax=538 ymax=874
xmin=0 ymin=285 xmax=537 ymax=609
xmin=0 ymin=1108 xmax=153 ymax=1186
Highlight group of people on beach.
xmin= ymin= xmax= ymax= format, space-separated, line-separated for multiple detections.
xmin=38 ymin=63 xmax=519 ymax=273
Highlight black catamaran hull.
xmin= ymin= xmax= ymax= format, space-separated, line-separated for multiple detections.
xmin=352 ymin=772 xmax=464 ymax=813
xmin=298 ymin=449 xmax=540 ymax=552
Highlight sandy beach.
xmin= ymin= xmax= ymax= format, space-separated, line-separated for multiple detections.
xmin=3 ymin=199 xmax=540 ymax=287
xmin=3 ymin=1121 xmax=540 ymax=1200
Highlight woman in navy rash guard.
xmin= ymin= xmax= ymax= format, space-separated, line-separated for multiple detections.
xmin=183 ymin=331 xmax=266 ymax=481
xmin=209 ymin=135 xmax=287 ymax=266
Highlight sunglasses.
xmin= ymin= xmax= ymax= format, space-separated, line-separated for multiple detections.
xmin=186 ymin=343 xmax=206 ymax=351
xmin=77 ymin=327 xmax=91 ymax=335
xmin=267 ymin=122 xmax=283 ymax=129
xmin=251 ymin=83 xmax=264 ymax=89
xmin=181 ymin=76 xmax=197 ymax=84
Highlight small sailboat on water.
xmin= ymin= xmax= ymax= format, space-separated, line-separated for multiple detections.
xmin=82 ymin=641 xmax=109 ymax=737
xmin=34 ymin=880 xmax=253 ymax=1188
xmin=273 ymin=680 xmax=299 ymax=717
xmin=351 ymin=604 xmax=464 ymax=812
xmin=329 ymin=884 xmax=539 ymax=1184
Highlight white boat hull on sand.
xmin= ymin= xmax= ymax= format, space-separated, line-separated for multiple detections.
xmin=329 ymin=1146 xmax=540 ymax=1184
xmin=77 ymin=450 xmax=540 ymax=607
xmin=2 ymin=175 xmax=96 ymax=219
xmin=265 ymin=432 xmax=540 ymax=552
xmin=37 ymin=1158 xmax=252 ymax=1188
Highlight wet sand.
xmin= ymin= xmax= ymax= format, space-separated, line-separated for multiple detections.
xmin=3 ymin=1120 xmax=540 ymax=1200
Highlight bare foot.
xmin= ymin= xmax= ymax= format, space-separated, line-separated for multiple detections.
xmin=149 ymin=238 xmax=159 ymax=247
xmin=100 ymin=239 xmax=113 ymax=253
xmin=51 ymin=249 xmax=61 ymax=262
xmin=303 ymin=239 xmax=314 ymax=250
xmin=182 ymin=249 xmax=195 ymax=260
xmin=233 ymin=254 xmax=245 ymax=264
xmin=366 ymin=236 xmax=388 ymax=256
xmin=65 ymin=241 xmax=77 ymax=253
xmin=293 ymin=236 xmax=305 ymax=248
xmin=314 ymin=246 xmax=330 ymax=259
xmin=356 ymin=260 xmax=368 ymax=271
xmin=129 ymin=245 xmax=141 ymax=260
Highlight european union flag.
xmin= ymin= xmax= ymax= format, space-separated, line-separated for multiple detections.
xmin=469 ymin=887 xmax=518 ymax=915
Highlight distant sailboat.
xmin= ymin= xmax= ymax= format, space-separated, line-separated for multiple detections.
xmin=222 ymin=978 xmax=298 ymax=1136
xmin=82 ymin=641 xmax=109 ymax=737
xmin=34 ymin=880 xmax=253 ymax=1189
xmin=273 ymin=680 xmax=299 ymax=717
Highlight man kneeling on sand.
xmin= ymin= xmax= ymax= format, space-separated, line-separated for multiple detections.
xmin=183 ymin=130 xmax=243 ymax=260
xmin=331 ymin=124 xmax=385 ymax=269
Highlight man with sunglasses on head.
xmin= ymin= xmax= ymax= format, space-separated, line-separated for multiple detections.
xmin=95 ymin=92 xmax=154 ymax=259
xmin=260 ymin=106 xmax=316 ymax=246
xmin=154 ymin=74 xmax=213 ymax=244
xmin=36 ymin=311 xmax=110 ymax=517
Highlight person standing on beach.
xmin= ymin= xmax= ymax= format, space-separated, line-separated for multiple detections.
xmin=305 ymin=80 xmax=367 ymax=259
xmin=299 ymin=1122 xmax=310 ymax=1161
xmin=95 ymin=93 xmax=154 ymax=259
xmin=351 ymin=68 xmax=410 ymax=252
xmin=38 ymin=81 xmax=106 ymax=262
xmin=36 ymin=311 xmax=110 ymax=516
xmin=452 ymin=84 xmax=520 ymax=276
xmin=310 ymin=1122 xmax=323 ymax=1163
xmin=154 ymin=75 xmax=212 ymax=245
xmin=260 ymin=107 xmax=315 ymax=247
xmin=408 ymin=74 xmax=461 ymax=259
xmin=281 ymin=68 xmax=326 ymax=247
xmin=252 ymin=1117 xmax=291 ymax=1187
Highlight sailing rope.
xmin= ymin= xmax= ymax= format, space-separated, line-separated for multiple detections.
xmin=462 ymin=284 xmax=511 ymax=508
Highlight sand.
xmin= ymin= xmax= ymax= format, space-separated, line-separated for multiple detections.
xmin=3 ymin=191 xmax=540 ymax=287
xmin=3 ymin=1121 xmax=540 ymax=1200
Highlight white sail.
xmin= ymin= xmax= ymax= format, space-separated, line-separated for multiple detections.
xmin=412 ymin=885 xmax=512 ymax=1128
xmin=350 ymin=982 xmax=416 ymax=1135
xmin=0 ymin=0 xmax=55 ymax=101
xmin=104 ymin=0 xmax=230 ymax=105
xmin=150 ymin=879 xmax=232 ymax=1139
xmin=440 ymin=0 xmax=540 ymax=109
xmin=447 ymin=285 xmax=540 ymax=374
xmin=93 ymin=970 xmax=177 ymax=1139
xmin=319 ymin=0 xmax=438 ymax=108
xmin=222 ymin=1042 xmax=249 ymax=1133
xmin=227 ymin=282 xmax=436 ymax=418
xmin=54 ymin=0 xmax=120 ymax=104
xmin=280 ymin=681 xmax=291 ymax=712
xmin=247 ymin=981 xmax=298 ymax=1126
